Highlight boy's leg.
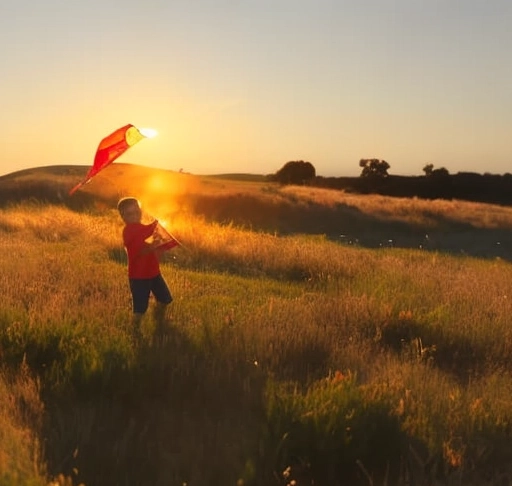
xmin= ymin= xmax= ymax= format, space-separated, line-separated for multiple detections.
xmin=129 ymin=279 xmax=151 ymax=344
xmin=151 ymin=274 xmax=173 ymax=305
xmin=151 ymin=274 xmax=173 ymax=339
xmin=152 ymin=302 xmax=169 ymax=341
xmin=153 ymin=301 xmax=167 ymax=321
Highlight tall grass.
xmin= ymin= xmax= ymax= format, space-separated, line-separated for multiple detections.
xmin=1 ymin=175 xmax=512 ymax=485
xmin=0 ymin=360 xmax=45 ymax=486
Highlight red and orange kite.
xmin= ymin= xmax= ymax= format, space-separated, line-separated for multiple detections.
xmin=153 ymin=222 xmax=181 ymax=251
xmin=69 ymin=124 xmax=155 ymax=195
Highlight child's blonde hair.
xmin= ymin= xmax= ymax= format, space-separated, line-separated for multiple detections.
xmin=117 ymin=197 xmax=140 ymax=216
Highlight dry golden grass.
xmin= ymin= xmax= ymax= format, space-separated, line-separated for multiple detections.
xmin=0 ymin=360 xmax=45 ymax=485
xmin=2 ymin=165 xmax=512 ymax=485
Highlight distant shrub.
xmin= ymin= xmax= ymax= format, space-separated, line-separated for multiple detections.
xmin=273 ymin=160 xmax=316 ymax=185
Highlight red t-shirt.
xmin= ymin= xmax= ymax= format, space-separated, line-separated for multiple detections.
xmin=122 ymin=221 xmax=160 ymax=279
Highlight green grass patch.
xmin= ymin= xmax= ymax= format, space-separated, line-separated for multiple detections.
xmin=1 ymin=186 xmax=512 ymax=485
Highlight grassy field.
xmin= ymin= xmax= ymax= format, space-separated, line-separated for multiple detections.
xmin=1 ymin=164 xmax=512 ymax=485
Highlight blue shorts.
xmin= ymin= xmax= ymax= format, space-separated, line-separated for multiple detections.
xmin=129 ymin=274 xmax=172 ymax=314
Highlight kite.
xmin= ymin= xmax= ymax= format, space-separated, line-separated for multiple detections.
xmin=152 ymin=222 xmax=182 ymax=251
xmin=69 ymin=124 xmax=156 ymax=195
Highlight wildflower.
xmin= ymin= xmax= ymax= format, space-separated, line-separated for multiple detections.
xmin=398 ymin=310 xmax=413 ymax=320
xmin=332 ymin=370 xmax=345 ymax=383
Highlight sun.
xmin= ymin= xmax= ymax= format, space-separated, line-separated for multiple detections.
xmin=139 ymin=127 xmax=158 ymax=138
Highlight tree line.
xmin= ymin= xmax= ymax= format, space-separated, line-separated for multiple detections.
xmin=269 ymin=160 xmax=512 ymax=205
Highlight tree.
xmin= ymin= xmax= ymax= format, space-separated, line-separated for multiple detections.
xmin=423 ymin=164 xmax=434 ymax=176
xmin=274 ymin=160 xmax=316 ymax=185
xmin=423 ymin=164 xmax=449 ymax=177
xmin=359 ymin=159 xmax=390 ymax=178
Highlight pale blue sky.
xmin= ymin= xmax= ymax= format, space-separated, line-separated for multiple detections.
xmin=1 ymin=0 xmax=510 ymax=177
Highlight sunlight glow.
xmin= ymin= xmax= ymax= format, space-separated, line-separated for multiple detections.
xmin=139 ymin=127 xmax=158 ymax=138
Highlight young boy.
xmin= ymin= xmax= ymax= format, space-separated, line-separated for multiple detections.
xmin=117 ymin=197 xmax=172 ymax=343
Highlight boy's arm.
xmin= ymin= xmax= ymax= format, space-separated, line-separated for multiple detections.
xmin=142 ymin=223 xmax=174 ymax=256
xmin=140 ymin=220 xmax=161 ymax=254
xmin=139 ymin=239 xmax=162 ymax=255
xmin=124 ymin=221 xmax=159 ymax=257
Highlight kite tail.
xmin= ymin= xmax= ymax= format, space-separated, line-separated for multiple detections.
xmin=69 ymin=180 xmax=87 ymax=196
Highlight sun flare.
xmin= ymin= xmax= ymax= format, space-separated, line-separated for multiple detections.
xmin=139 ymin=127 xmax=158 ymax=138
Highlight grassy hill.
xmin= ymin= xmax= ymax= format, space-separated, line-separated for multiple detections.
xmin=1 ymin=164 xmax=512 ymax=485
xmin=3 ymin=163 xmax=512 ymax=259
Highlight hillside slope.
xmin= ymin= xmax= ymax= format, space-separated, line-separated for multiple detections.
xmin=2 ymin=164 xmax=512 ymax=259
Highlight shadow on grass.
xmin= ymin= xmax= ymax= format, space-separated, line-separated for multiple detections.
xmin=42 ymin=322 xmax=267 ymax=486
xmin=377 ymin=317 xmax=510 ymax=383
xmin=187 ymin=192 xmax=512 ymax=261
xmin=0 ymin=177 xmax=117 ymax=213
xmin=107 ymin=247 xmax=128 ymax=265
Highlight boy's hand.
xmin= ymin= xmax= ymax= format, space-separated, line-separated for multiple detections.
xmin=152 ymin=234 xmax=164 ymax=245
xmin=152 ymin=222 xmax=163 ymax=243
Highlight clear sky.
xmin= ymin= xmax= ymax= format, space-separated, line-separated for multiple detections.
xmin=1 ymin=0 xmax=511 ymax=178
